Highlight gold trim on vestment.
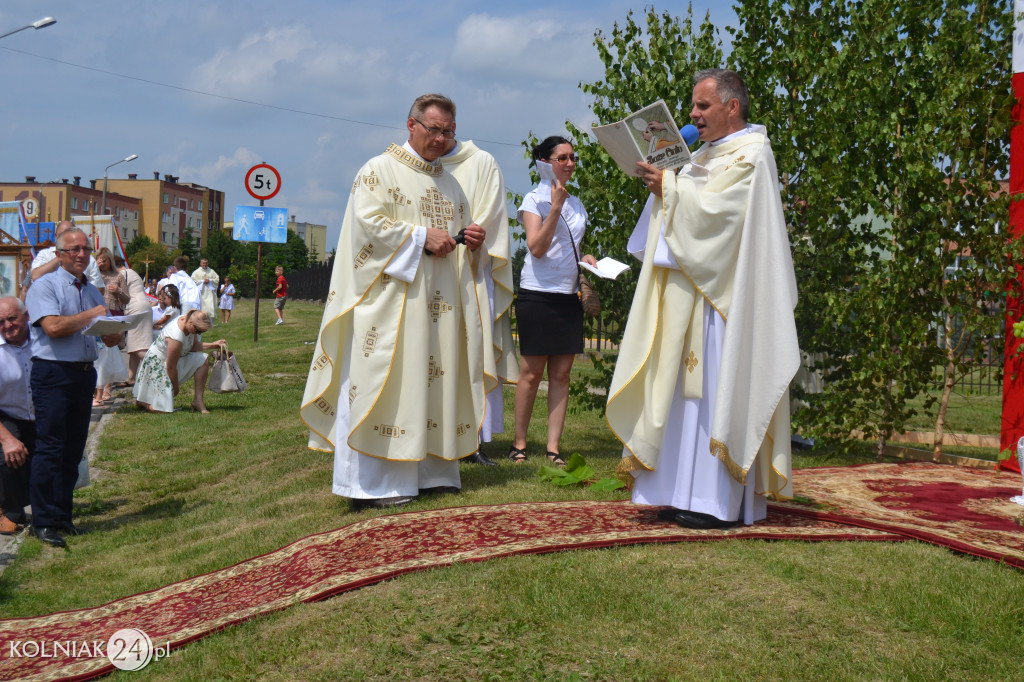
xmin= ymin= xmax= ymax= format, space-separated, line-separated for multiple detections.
xmin=615 ymin=454 xmax=653 ymax=490
xmin=710 ymin=438 xmax=747 ymax=484
xmin=384 ymin=143 xmax=442 ymax=177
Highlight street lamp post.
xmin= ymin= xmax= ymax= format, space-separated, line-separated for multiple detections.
xmin=0 ymin=17 xmax=56 ymax=41
xmin=101 ymin=154 xmax=138 ymax=217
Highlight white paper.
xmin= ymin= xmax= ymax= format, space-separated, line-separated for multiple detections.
xmin=81 ymin=311 xmax=152 ymax=336
xmin=537 ymin=160 xmax=557 ymax=183
xmin=580 ymin=257 xmax=630 ymax=280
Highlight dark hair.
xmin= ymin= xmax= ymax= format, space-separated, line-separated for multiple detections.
xmin=162 ymin=283 xmax=181 ymax=309
xmin=693 ymin=68 xmax=749 ymax=123
xmin=532 ymin=136 xmax=572 ymax=163
xmin=173 ymin=256 xmax=188 ymax=271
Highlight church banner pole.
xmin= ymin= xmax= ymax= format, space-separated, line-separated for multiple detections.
xmin=1000 ymin=0 xmax=1024 ymax=471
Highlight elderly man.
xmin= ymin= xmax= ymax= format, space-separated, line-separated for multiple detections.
xmin=607 ymin=69 xmax=800 ymax=529
xmin=30 ymin=220 xmax=104 ymax=289
xmin=0 ymin=297 xmax=33 ymax=534
xmin=440 ymin=127 xmax=518 ymax=466
xmin=301 ymin=93 xmax=488 ymax=509
xmin=191 ymin=258 xmax=220 ymax=320
xmin=25 ymin=228 xmax=122 ymax=547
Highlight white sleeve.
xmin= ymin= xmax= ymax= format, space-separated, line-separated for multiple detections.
xmin=383 ymin=225 xmax=427 ymax=283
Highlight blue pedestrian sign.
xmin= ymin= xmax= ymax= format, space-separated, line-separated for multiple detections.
xmin=233 ymin=205 xmax=288 ymax=243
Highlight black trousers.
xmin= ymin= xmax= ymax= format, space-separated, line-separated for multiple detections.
xmin=0 ymin=410 xmax=34 ymax=524
xmin=29 ymin=359 xmax=95 ymax=529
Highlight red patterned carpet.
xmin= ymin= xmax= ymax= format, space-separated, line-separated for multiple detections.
xmin=778 ymin=461 xmax=1024 ymax=568
xmin=1 ymin=462 xmax=1021 ymax=681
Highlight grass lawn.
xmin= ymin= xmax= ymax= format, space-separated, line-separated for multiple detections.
xmin=3 ymin=299 xmax=1022 ymax=680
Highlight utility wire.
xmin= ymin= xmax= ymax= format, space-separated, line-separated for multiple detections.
xmin=0 ymin=45 xmax=523 ymax=148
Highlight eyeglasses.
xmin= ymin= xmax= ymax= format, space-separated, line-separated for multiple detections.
xmin=550 ymin=154 xmax=579 ymax=164
xmin=57 ymin=246 xmax=93 ymax=255
xmin=413 ymin=118 xmax=456 ymax=140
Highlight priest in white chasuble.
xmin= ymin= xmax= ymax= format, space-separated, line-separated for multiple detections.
xmin=191 ymin=258 xmax=220 ymax=320
xmin=607 ymin=69 xmax=800 ymax=529
xmin=441 ymin=138 xmax=518 ymax=464
xmin=301 ymin=94 xmax=490 ymax=510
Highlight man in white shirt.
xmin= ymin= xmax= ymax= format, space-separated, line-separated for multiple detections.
xmin=29 ymin=221 xmax=103 ymax=290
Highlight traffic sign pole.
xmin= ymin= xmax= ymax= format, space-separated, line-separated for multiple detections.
xmin=242 ymin=162 xmax=281 ymax=344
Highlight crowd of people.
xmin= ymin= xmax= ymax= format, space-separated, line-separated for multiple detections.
xmin=2 ymin=68 xmax=799 ymax=548
xmin=301 ymin=71 xmax=799 ymax=525
xmin=0 ymin=219 xmax=288 ymax=547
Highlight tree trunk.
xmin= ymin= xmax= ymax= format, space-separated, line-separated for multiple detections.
xmin=933 ymin=306 xmax=958 ymax=462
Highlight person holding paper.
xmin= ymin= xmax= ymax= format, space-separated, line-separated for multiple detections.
xmin=510 ymin=136 xmax=597 ymax=466
xmin=607 ymin=69 xmax=799 ymax=529
xmin=25 ymin=227 xmax=122 ymax=547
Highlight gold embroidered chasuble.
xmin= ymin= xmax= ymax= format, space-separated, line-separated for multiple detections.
xmin=301 ymin=144 xmax=487 ymax=462
xmin=441 ymin=140 xmax=518 ymax=385
xmin=606 ymin=131 xmax=799 ymax=500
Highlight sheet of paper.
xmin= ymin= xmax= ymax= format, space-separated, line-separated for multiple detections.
xmin=580 ymin=257 xmax=630 ymax=280
xmin=81 ymin=311 xmax=152 ymax=336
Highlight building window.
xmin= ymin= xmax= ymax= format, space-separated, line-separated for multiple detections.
xmin=163 ymin=193 xmax=168 ymax=204
xmin=71 ymin=197 xmax=78 ymax=209
xmin=198 ymin=200 xmax=203 ymax=211
xmin=135 ymin=210 xmax=139 ymax=219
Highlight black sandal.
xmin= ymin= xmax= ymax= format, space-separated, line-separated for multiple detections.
xmin=546 ymin=451 xmax=566 ymax=466
xmin=507 ymin=446 xmax=528 ymax=463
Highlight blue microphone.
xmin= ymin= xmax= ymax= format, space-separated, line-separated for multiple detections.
xmin=681 ymin=124 xmax=699 ymax=146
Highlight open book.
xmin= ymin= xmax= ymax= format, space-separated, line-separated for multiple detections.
xmin=592 ymin=100 xmax=695 ymax=176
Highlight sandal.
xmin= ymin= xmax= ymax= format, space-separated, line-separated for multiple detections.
xmin=91 ymin=398 xmax=105 ymax=408
xmin=507 ymin=446 xmax=528 ymax=464
xmin=546 ymin=451 xmax=567 ymax=466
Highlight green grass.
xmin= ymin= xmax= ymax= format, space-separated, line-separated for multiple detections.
xmin=3 ymin=299 xmax=1023 ymax=680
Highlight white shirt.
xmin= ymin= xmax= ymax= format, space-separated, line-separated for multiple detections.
xmin=0 ymin=334 xmax=33 ymax=421
xmin=517 ymin=181 xmax=588 ymax=294
xmin=30 ymin=246 xmax=104 ymax=290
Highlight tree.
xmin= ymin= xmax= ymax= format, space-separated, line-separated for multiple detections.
xmin=178 ymin=227 xmax=198 ymax=265
xmin=203 ymin=228 xmax=239 ymax=276
xmin=728 ymin=0 xmax=1017 ymax=457
xmin=545 ymin=6 xmax=725 ymax=410
xmin=124 ymin=234 xmax=171 ymax=284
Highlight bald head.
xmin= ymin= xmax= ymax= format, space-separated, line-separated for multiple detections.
xmin=0 ymin=296 xmax=29 ymax=346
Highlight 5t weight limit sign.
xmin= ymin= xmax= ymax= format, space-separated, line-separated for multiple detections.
xmin=245 ymin=164 xmax=281 ymax=201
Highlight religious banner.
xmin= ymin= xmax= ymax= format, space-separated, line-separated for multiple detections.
xmin=1001 ymin=1 xmax=1024 ymax=472
xmin=0 ymin=201 xmax=25 ymax=244
xmin=72 ymin=214 xmax=127 ymax=264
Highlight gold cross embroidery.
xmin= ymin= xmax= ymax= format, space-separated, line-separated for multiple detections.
xmin=685 ymin=351 xmax=699 ymax=373
xmin=429 ymin=290 xmax=453 ymax=322
xmin=420 ymin=187 xmax=455 ymax=230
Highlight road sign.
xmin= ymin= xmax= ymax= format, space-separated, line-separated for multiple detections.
xmin=22 ymin=198 xmax=38 ymax=219
xmin=233 ymin=205 xmax=288 ymax=243
xmin=245 ymin=163 xmax=281 ymax=201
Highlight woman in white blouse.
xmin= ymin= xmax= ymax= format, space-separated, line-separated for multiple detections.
xmin=510 ymin=136 xmax=597 ymax=466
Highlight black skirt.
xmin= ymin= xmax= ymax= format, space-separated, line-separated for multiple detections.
xmin=516 ymin=288 xmax=584 ymax=356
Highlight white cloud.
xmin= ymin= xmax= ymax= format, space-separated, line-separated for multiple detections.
xmin=449 ymin=13 xmax=598 ymax=82
xmin=176 ymin=148 xmax=262 ymax=188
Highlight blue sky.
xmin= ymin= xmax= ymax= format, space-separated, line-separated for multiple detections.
xmin=0 ymin=1 xmax=738 ymax=251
